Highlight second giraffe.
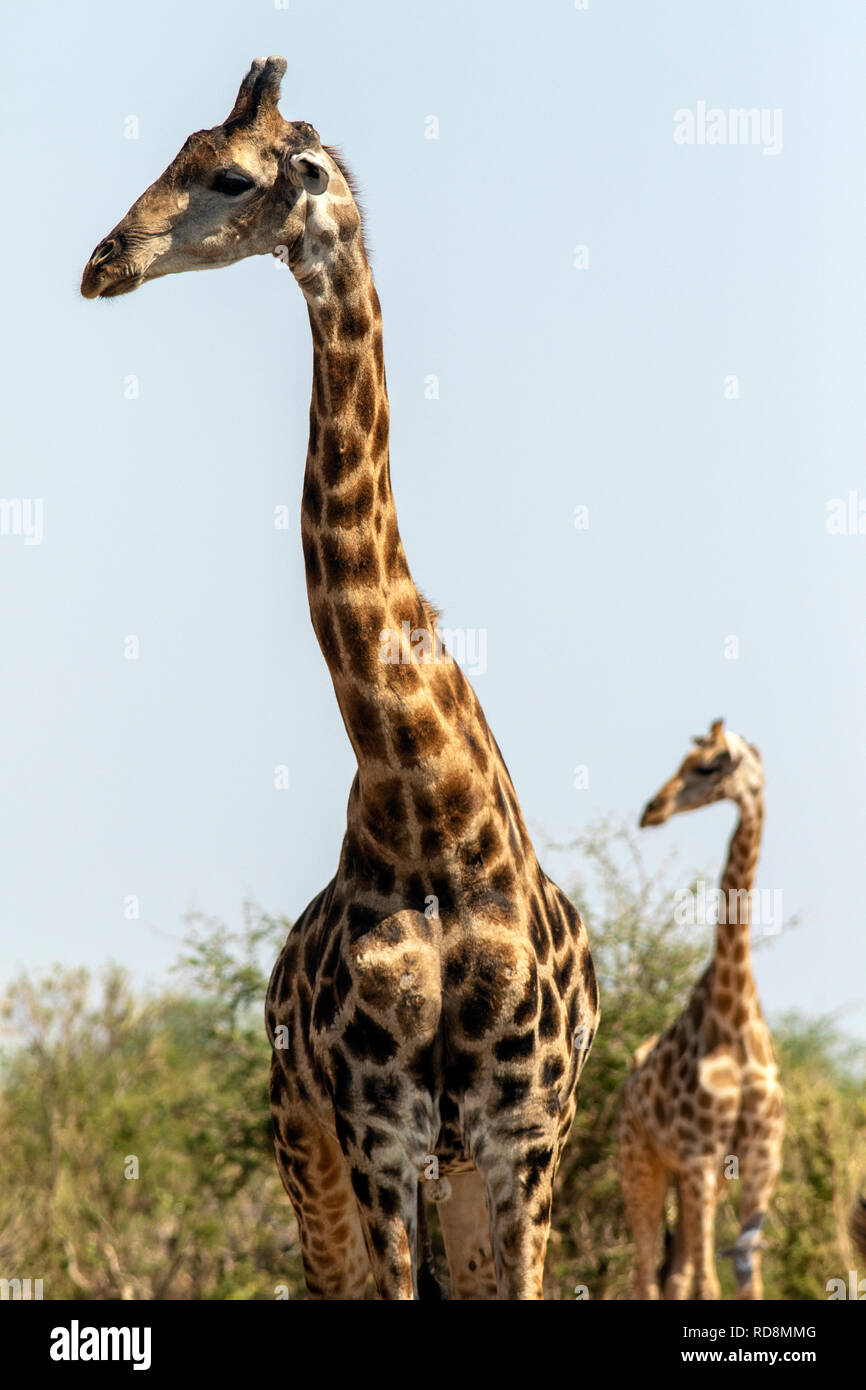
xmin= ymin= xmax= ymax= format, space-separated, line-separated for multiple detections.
xmin=618 ymin=720 xmax=783 ymax=1300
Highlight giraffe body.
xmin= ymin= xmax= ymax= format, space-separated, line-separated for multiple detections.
xmin=80 ymin=57 xmax=600 ymax=1300
xmin=619 ymin=721 xmax=783 ymax=1300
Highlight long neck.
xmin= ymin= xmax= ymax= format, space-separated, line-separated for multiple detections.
xmin=293 ymin=213 xmax=506 ymax=864
xmin=712 ymin=787 xmax=764 ymax=1002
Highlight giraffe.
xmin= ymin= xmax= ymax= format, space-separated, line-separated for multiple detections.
xmin=618 ymin=719 xmax=783 ymax=1301
xmin=80 ymin=57 xmax=600 ymax=1300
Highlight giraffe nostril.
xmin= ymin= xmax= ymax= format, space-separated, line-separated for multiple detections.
xmin=91 ymin=237 xmax=119 ymax=268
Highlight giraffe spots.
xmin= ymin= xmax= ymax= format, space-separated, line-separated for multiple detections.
xmin=313 ymin=607 xmax=344 ymax=676
xmin=490 ymin=862 xmax=517 ymax=897
xmin=541 ymin=1055 xmax=565 ymax=1088
xmin=461 ymin=725 xmax=490 ymax=775
xmin=334 ymin=1109 xmax=357 ymax=1153
xmin=318 ymin=424 xmax=367 ymax=488
xmin=380 ymin=514 xmax=406 ymax=579
xmin=334 ymin=602 xmax=384 ymax=680
xmin=350 ymin=1167 xmax=372 ymax=1206
xmin=342 ymin=688 xmax=387 ymax=761
xmin=347 ymin=901 xmax=379 ymax=940
xmin=342 ymin=1007 xmax=399 ymax=1064
xmin=715 ymin=989 xmax=733 ymax=1016
xmin=331 ymin=958 xmax=353 ymax=1015
xmin=437 ymin=771 xmax=477 ymax=835
xmin=538 ymin=980 xmax=561 ymax=1041
xmin=313 ymin=980 xmax=337 ymax=1031
xmin=302 ymin=473 xmax=323 ymax=525
xmin=356 ymin=364 xmax=377 ymax=433
xmin=324 ymin=476 xmax=375 ymax=530
xmin=444 ymin=944 xmax=469 ymax=989
xmin=494 ymin=1030 xmax=535 ymax=1063
xmin=455 ymin=943 xmax=521 ymax=1040
xmin=393 ymin=709 xmax=446 ymax=760
xmin=653 ymin=1096 xmax=667 ymax=1129
xmin=362 ymin=1073 xmax=401 ymax=1121
xmin=445 ymin=1048 xmax=478 ymax=1091
xmin=548 ymin=903 xmax=566 ymax=951
xmin=340 ymin=298 xmax=372 ymax=341
xmin=302 ymin=532 xmax=321 ymax=586
xmin=373 ymin=405 xmax=389 ymax=458
xmin=469 ymin=819 xmax=498 ymax=863
xmin=528 ymin=905 xmax=550 ymax=964
xmin=313 ymin=356 xmax=327 ymax=413
xmin=420 ymin=826 xmax=446 ymax=857
xmin=407 ymin=1041 xmax=438 ymax=1093
xmin=362 ymin=776 xmax=408 ymax=843
xmin=580 ymin=944 xmax=598 ymax=1000
xmin=522 ymin=1145 xmax=554 ymax=1198
xmin=329 ymin=256 xmax=355 ymax=301
xmin=328 ymin=1046 xmax=353 ymax=1112
xmin=493 ymin=1075 xmax=531 ymax=1109
xmin=377 ymin=1183 xmax=400 ymax=1218
xmin=430 ymin=873 xmax=456 ymax=917
xmin=512 ymin=957 xmax=539 ymax=1028
xmin=319 ymin=527 xmax=381 ymax=588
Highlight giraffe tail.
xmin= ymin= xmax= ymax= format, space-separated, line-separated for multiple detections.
xmin=851 ymin=1193 xmax=866 ymax=1264
xmin=416 ymin=1184 xmax=445 ymax=1300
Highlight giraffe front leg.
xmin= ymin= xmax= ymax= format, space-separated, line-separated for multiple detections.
xmin=729 ymin=1093 xmax=784 ymax=1300
xmin=269 ymin=1056 xmax=370 ymax=1299
xmin=468 ymin=1124 xmax=560 ymax=1300
xmin=678 ymin=1158 xmax=722 ymax=1301
xmin=436 ymin=1168 xmax=498 ymax=1299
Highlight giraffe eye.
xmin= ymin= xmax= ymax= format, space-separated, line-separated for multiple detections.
xmin=695 ymin=756 xmax=726 ymax=776
xmin=210 ymin=171 xmax=255 ymax=196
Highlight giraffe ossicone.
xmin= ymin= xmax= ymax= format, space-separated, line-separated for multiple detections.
xmin=82 ymin=56 xmax=601 ymax=1301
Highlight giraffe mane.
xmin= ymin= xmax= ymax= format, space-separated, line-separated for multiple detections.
xmin=418 ymin=592 xmax=442 ymax=632
xmin=322 ymin=144 xmax=370 ymax=255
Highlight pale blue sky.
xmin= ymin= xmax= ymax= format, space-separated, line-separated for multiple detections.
xmin=1 ymin=1 xmax=864 ymax=1036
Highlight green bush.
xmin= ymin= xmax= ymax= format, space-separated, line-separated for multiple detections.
xmin=0 ymin=830 xmax=862 ymax=1300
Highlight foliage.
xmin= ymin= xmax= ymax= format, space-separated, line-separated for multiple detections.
xmin=0 ymin=834 xmax=863 ymax=1301
xmin=0 ymin=905 xmax=304 ymax=1300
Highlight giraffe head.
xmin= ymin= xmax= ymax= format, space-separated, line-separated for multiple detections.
xmin=639 ymin=719 xmax=763 ymax=828
xmin=81 ymin=57 xmax=359 ymax=300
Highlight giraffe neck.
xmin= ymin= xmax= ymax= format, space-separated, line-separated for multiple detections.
xmin=293 ymin=219 xmax=506 ymax=866
xmin=711 ymin=788 xmax=764 ymax=1006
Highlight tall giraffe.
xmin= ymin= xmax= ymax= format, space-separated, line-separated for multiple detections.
xmin=81 ymin=57 xmax=600 ymax=1300
xmin=618 ymin=720 xmax=783 ymax=1300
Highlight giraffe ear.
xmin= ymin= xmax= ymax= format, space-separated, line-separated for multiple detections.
xmin=288 ymin=150 xmax=330 ymax=194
